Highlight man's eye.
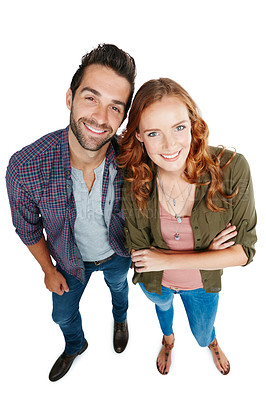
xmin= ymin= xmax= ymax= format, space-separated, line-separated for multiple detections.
xmin=86 ymin=96 xmax=95 ymax=102
xmin=112 ymin=106 xmax=120 ymax=113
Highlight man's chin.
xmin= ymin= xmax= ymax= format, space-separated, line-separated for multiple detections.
xmin=80 ymin=136 xmax=113 ymax=152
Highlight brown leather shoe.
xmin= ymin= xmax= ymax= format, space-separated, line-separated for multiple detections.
xmin=49 ymin=339 xmax=88 ymax=382
xmin=113 ymin=320 xmax=128 ymax=353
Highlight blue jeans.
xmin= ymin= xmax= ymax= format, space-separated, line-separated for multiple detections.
xmin=139 ymin=283 xmax=219 ymax=347
xmin=52 ymin=254 xmax=131 ymax=355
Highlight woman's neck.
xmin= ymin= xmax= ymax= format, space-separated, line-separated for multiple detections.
xmin=157 ymin=168 xmax=195 ymax=217
xmin=157 ymin=167 xmax=185 ymax=184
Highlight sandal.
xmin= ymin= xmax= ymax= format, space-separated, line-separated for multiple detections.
xmin=208 ymin=337 xmax=230 ymax=375
xmin=156 ymin=334 xmax=175 ymax=375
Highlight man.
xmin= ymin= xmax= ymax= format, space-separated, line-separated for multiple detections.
xmin=6 ymin=44 xmax=136 ymax=381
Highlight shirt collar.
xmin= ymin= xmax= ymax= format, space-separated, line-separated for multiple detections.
xmin=61 ymin=126 xmax=71 ymax=172
xmin=104 ymin=137 xmax=118 ymax=170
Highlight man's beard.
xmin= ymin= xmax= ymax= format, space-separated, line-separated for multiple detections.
xmin=70 ymin=112 xmax=114 ymax=151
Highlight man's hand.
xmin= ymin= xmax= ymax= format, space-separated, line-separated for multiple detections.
xmin=44 ymin=267 xmax=69 ymax=296
xmin=27 ymin=236 xmax=69 ymax=295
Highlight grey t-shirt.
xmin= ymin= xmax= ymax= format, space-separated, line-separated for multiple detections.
xmin=71 ymin=160 xmax=114 ymax=262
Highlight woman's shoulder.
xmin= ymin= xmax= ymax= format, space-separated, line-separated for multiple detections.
xmin=208 ymin=145 xmax=249 ymax=171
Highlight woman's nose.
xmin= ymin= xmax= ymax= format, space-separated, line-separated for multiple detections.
xmin=162 ymin=134 xmax=177 ymax=151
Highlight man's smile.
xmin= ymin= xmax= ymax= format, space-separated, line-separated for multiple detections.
xmin=83 ymin=122 xmax=108 ymax=135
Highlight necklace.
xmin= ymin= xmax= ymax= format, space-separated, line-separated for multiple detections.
xmin=158 ymin=173 xmax=192 ymax=240
xmin=163 ymin=181 xmax=191 ymax=207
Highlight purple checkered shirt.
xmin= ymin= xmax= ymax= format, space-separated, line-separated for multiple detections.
xmin=6 ymin=127 xmax=129 ymax=283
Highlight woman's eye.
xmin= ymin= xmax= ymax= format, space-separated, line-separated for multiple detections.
xmin=147 ymin=131 xmax=159 ymax=137
xmin=175 ymin=125 xmax=185 ymax=132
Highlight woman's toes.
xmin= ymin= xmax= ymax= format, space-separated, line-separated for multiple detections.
xmin=208 ymin=338 xmax=230 ymax=375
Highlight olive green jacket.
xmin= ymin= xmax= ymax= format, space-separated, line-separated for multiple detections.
xmin=122 ymin=147 xmax=257 ymax=295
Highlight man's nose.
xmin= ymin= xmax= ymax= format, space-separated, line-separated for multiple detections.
xmin=91 ymin=105 xmax=108 ymax=126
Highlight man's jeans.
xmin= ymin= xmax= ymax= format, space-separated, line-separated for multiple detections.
xmin=139 ymin=283 xmax=219 ymax=347
xmin=52 ymin=254 xmax=131 ymax=355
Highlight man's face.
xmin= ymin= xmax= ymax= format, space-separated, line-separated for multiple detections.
xmin=66 ymin=64 xmax=131 ymax=151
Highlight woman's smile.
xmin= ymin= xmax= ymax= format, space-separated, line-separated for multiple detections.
xmin=160 ymin=149 xmax=182 ymax=160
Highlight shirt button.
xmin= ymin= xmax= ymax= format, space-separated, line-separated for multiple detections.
xmin=195 ymin=226 xmax=199 ymax=229
xmin=66 ymin=184 xmax=71 ymax=189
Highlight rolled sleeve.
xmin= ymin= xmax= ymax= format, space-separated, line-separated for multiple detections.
xmin=6 ymin=158 xmax=43 ymax=246
xmin=230 ymin=154 xmax=257 ymax=264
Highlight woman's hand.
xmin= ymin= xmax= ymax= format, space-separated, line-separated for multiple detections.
xmin=131 ymin=247 xmax=167 ymax=273
xmin=131 ymin=223 xmax=238 ymax=273
xmin=208 ymin=223 xmax=237 ymax=250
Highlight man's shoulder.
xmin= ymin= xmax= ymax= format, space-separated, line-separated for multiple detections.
xmin=8 ymin=128 xmax=67 ymax=169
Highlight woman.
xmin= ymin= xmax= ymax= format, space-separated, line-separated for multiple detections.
xmin=118 ymin=78 xmax=256 ymax=375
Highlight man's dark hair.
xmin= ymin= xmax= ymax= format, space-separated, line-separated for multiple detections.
xmin=70 ymin=43 xmax=136 ymax=117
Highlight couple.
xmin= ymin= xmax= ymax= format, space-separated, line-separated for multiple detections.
xmin=6 ymin=44 xmax=256 ymax=380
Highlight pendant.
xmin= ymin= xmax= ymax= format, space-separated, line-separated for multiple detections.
xmin=175 ymin=215 xmax=182 ymax=224
xmin=173 ymin=199 xmax=176 ymax=206
xmin=174 ymin=233 xmax=180 ymax=241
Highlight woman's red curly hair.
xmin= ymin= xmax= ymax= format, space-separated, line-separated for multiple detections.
xmin=118 ymin=78 xmax=236 ymax=213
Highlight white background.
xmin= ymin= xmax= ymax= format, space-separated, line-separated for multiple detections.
xmin=1 ymin=1 xmax=265 ymax=399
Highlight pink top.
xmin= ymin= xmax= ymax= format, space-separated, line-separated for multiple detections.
xmin=160 ymin=202 xmax=203 ymax=291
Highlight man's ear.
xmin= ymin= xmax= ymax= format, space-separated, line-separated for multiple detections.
xmin=66 ymin=88 xmax=73 ymax=110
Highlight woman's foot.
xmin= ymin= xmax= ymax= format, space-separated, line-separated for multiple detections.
xmin=208 ymin=337 xmax=230 ymax=375
xmin=156 ymin=333 xmax=175 ymax=375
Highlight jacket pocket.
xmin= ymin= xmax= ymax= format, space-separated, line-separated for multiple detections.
xmin=205 ymin=210 xmax=232 ymax=240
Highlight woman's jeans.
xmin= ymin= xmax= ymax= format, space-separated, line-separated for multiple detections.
xmin=139 ymin=283 xmax=219 ymax=347
xmin=52 ymin=254 xmax=131 ymax=356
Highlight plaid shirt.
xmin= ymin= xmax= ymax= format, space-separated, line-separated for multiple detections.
xmin=6 ymin=127 xmax=129 ymax=282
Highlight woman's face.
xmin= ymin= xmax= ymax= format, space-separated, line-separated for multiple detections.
xmin=136 ymin=96 xmax=192 ymax=175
